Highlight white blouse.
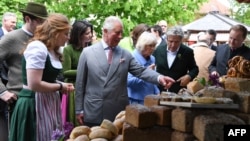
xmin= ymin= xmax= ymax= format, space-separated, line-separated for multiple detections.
xmin=24 ymin=40 xmax=62 ymax=69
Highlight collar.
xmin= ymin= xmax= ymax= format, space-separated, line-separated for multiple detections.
xmin=22 ymin=26 xmax=33 ymax=36
xmin=101 ymin=39 xmax=109 ymax=50
xmin=101 ymin=39 xmax=117 ymax=50
xmin=195 ymin=42 xmax=209 ymax=48
xmin=133 ymin=49 xmax=153 ymax=66
xmin=231 ymin=43 xmax=244 ymax=51
xmin=1 ymin=27 xmax=8 ymax=35
xmin=166 ymin=46 xmax=180 ymax=55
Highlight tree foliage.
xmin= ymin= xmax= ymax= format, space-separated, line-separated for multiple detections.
xmin=0 ymin=0 xmax=207 ymax=36
xmin=229 ymin=0 xmax=250 ymax=25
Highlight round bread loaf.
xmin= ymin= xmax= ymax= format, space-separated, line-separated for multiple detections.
xmin=89 ymin=128 xmax=113 ymax=140
xmin=91 ymin=138 xmax=108 ymax=141
xmin=91 ymin=126 xmax=102 ymax=132
xmin=113 ymin=115 xmax=125 ymax=133
xmin=100 ymin=119 xmax=118 ymax=136
xmin=115 ymin=110 xmax=125 ymax=120
xmin=111 ymin=135 xmax=123 ymax=141
xmin=69 ymin=125 xmax=91 ymax=139
xmin=74 ymin=134 xmax=89 ymax=141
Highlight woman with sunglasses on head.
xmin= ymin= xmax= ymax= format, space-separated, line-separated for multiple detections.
xmin=62 ymin=20 xmax=93 ymax=126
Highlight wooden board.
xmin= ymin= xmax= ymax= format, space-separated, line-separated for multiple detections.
xmin=160 ymin=101 xmax=239 ymax=109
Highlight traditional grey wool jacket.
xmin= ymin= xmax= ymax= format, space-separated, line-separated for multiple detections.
xmin=0 ymin=28 xmax=32 ymax=109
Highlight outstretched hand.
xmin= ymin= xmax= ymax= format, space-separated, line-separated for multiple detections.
xmin=159 ymin=75 xmax=175 ymax=89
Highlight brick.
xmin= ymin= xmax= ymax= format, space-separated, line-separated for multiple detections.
xmin=123 ymin=122 xmax=172 ymax=141
xmin=149 ymin=105 xmax=173 ymax=126
xmin=171 ymin=130 xmax=196 ymax=141
xmin=125 ymin=104 xmax=156 ymax=128
xmin=193 ymin=111 xmax=245 ymax=141
xmin=144 ymin=94 xmax=161 ymax=107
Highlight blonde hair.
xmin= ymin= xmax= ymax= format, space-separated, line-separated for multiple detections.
xmin=135 ymin=31 xmax=157 ymax=52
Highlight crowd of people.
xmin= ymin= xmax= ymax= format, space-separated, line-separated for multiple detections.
xmin=0 ymin=1 xmax=250 ymax=141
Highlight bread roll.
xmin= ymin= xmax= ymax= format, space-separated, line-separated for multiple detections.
xmin=69 ymin=125 xmax=91 ymax=139
xmin=100 ymin=119 xmax=118 ymax=136
xmin=187 ymin=81 xmax=204 ymax=94
xmin=91 ymin=138 xmax=108 ymax=141
xmin=91 ymin=126 xmax=102 ymax=132
xmin=74 ymin=134 xmax=89 ymax=141
xmin=111 ymin=135 xmax=123 ymax=141
xmin=89 ymin=128 xmax=113 ymax=140
xmin=113 ymin=115 xmax=125 ymax=134
xmin=115 ymin=110 xmax=125 ymax=120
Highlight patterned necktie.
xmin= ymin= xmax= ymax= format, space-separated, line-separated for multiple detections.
xmin=108 ymin=47 xmax=113 ymax=64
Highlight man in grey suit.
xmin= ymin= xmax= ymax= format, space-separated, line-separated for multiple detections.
xmin=75 ymin=16 xmax=175 ymax=127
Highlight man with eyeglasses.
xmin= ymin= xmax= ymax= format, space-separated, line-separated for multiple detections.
xmin=0 ymin=2 xmax=48 ymax=141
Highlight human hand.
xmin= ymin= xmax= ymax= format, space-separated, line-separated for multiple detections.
xmin=0 ymin=91 xmax=17 ymax=104
xmin=76 ymin=113 xmax=84 ymax=125
xmin=211 ymin=71 xmax=220 ymax=77
xmin=159 ymin=75 xmax=175 ymax=89
xmin=147 ymin=64 xmax=156 ymax=70
xmin=61 ymin=83 xmax=75 ymax=94
xmin=177 ymin=75 xmax=191 ymax=86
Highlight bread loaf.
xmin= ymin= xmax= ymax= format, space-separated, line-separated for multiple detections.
xmin=194 ymin=97 xmax=216 ymax=104
xmin=100 ymin=119 xmax=118 ymax=136
xmin=125 ymin=104 xmax=156 ymax=128
xmin=113 ymin=115 xmax=125 ymax=134
xmin=187 ymin=81 xmax=204 ymax=94
xmin=90 ymin=138 xmax=108 ymax=141
xmin=111 ymin=135 xmax=123 ymax=141
xmin=89 ymin=128 xmax=113 ymax=140
xmin=91 ymin=126 xmax=102 ymax=132
xmin=144 ymin=94 xmax=161 ymax=107
xmin=69 ymin=126 xmax=91 ymax=139
xmin=74 ymin=134 xmax=89 ymax=141
xmin=115 ymin=110 xmax=125 ymax=120
xmin=193 ymin=111 xmax=245 ymax=141
xmin=149 ymin=105 xmax=173 ymax=126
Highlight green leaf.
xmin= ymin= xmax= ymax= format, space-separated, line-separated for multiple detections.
xmin=198 ymin=77 xmax=206 ymax=86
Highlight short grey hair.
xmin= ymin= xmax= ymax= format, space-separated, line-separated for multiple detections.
xmin=102 ymin=16 xmax=123 ymax=31
xmin=136 ymin=31 xmax=157 ymax=52
xmin=166 ymin=26 xmax=184 ymax=39
xmin=2 ymin=12 xmax=17 ymax=22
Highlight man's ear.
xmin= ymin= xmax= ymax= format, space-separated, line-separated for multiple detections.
xmin=103 ymin=28 xmax=108 ymax=34
xmin=24 ymin=15 xmax=31 ymax=23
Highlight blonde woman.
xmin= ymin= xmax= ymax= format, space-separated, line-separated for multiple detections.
xmin=127 ymin=32 xmax=160 ymax=104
